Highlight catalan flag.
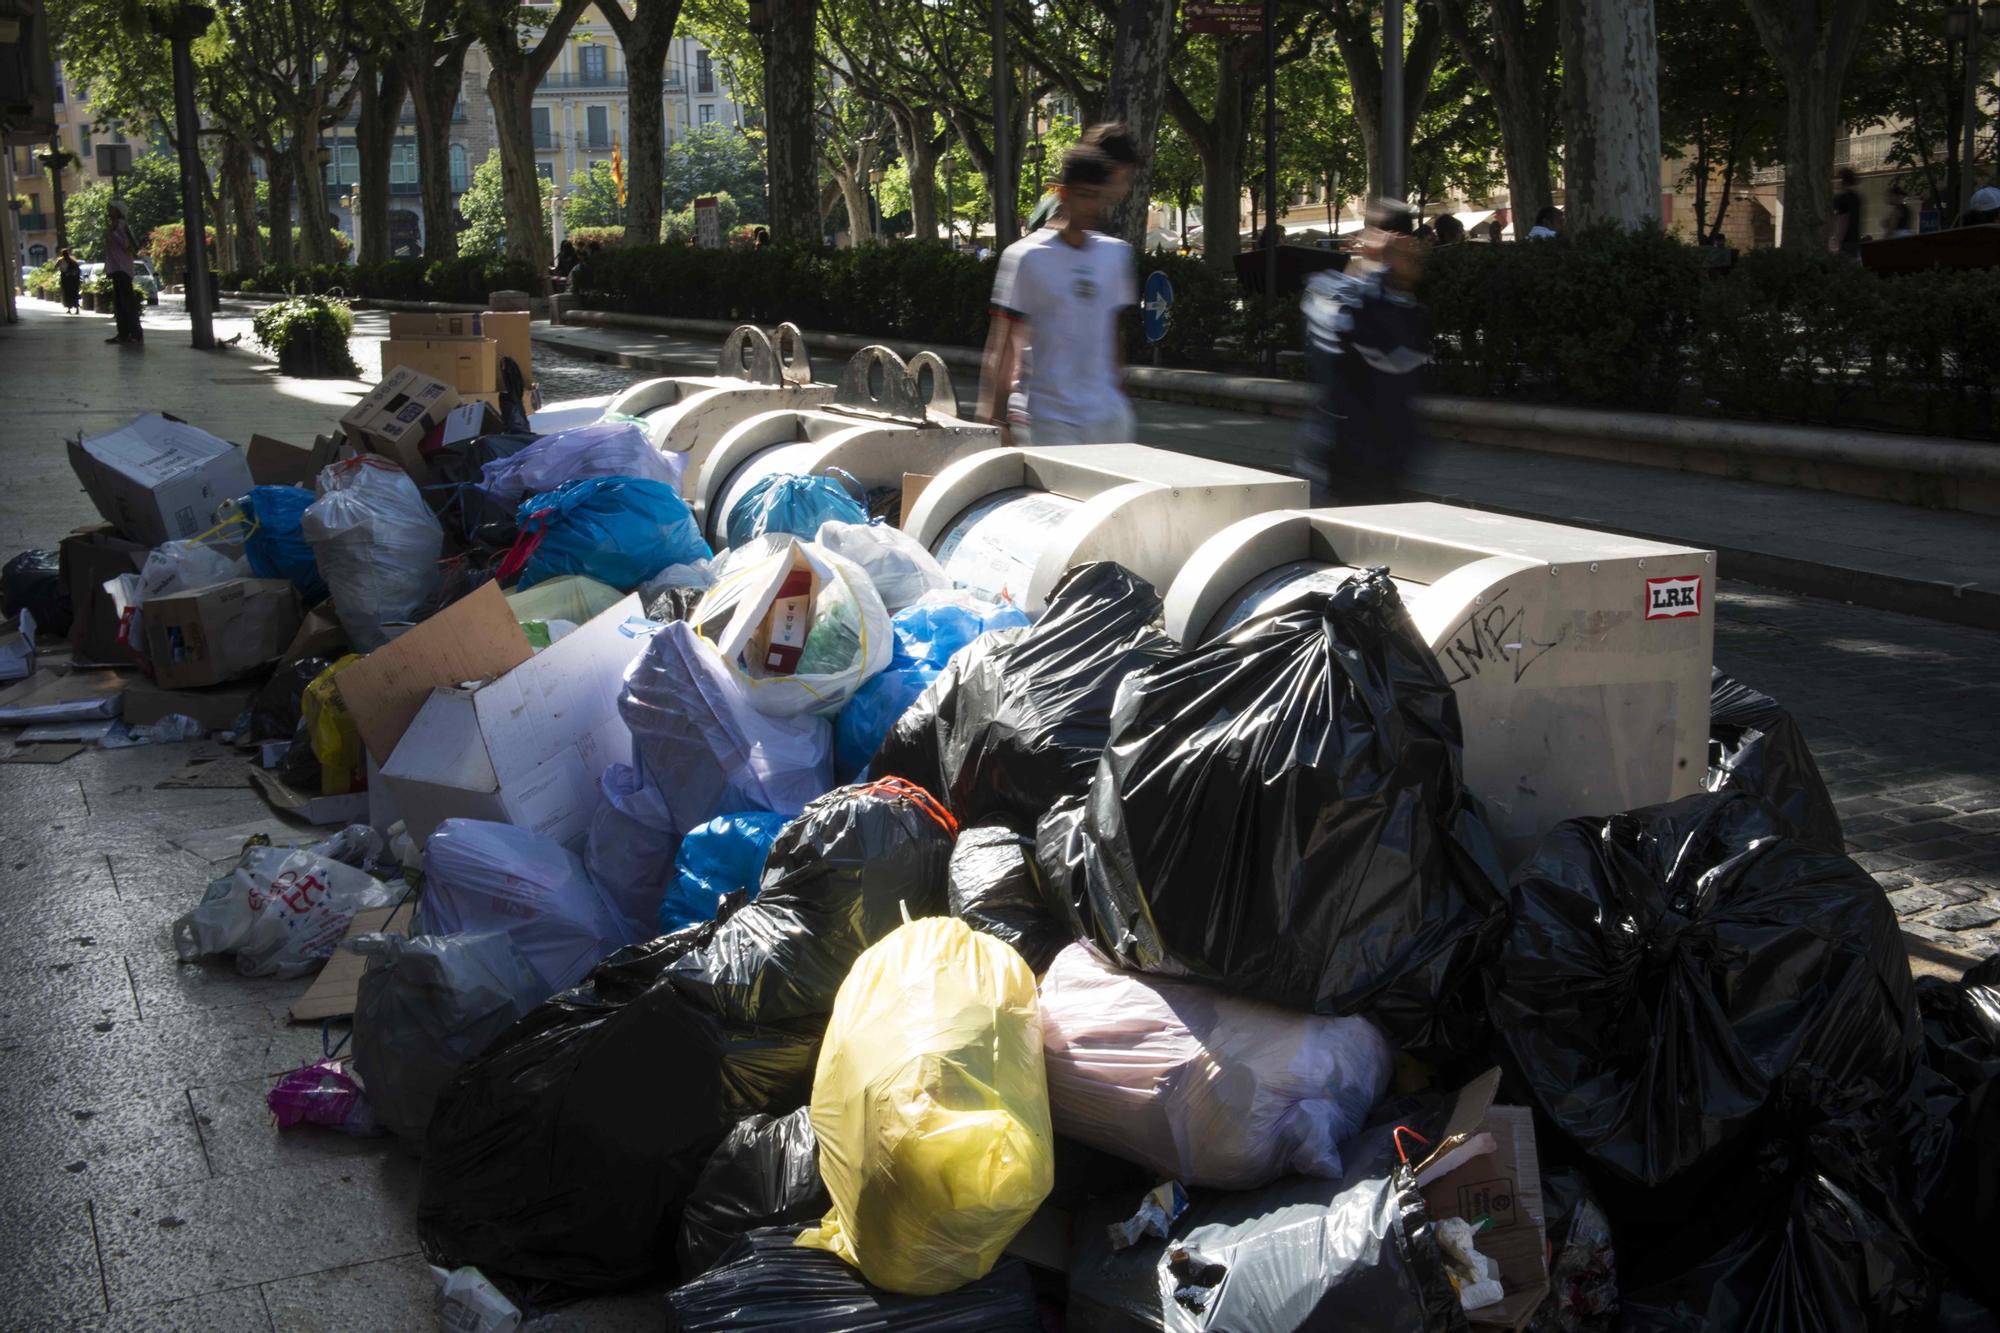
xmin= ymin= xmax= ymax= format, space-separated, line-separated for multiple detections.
xmin=611 ymin=136 xmax=626 ymax=208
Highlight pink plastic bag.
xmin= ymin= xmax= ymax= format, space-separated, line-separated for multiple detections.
xmin=268 ymin=1060 xmax=379 ymax=1135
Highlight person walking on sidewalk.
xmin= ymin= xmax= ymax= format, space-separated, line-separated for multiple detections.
xmin=55 ymin=247 xmax=81 ymax=313
xmin=103 ymin=201 xmax=143 ymax=346
xmin=1025 ymin=122 xmax=1142 ymax=233
xmin=978 ymin=144 xmax=1137 ymax=447
xmin=1296 ymin=198 xmax=1430 ymax=506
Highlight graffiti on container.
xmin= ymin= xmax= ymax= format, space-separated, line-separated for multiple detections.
xmin=1439 ymin=589 xmax=1568 ymax=686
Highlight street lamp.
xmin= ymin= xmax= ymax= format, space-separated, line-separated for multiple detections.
xmin=340 ymin=186 xmax=361 ymax=261
xmin=868 ymin=164 xmax=886 ymax=243
xmin=942 ymin=154 xmax=954 ymax=247
xmin=1947 ymin=1 xmax=2000 ymax=216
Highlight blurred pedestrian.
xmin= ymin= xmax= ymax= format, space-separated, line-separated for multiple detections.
xmin=1883 ymin=184 xmax=1914 ymax=238
xmin=1485 ymin=215 xmax=1504 ymax=243
xmin=754 ymin=227 xmax=771 ymax=250
xmin=1960 ymin=186 xmax=2000 ymax=227
xmin=102 ymin=200 xmax=142 ymax=346
xmin=979 ymin=143 xmax=1137 ymax=447
xmin=1702 ymin=230 xmax=1737 ymax=275
xmin=1528 ymin=206 xmax=1564 ymax=240
xmin=55 ymin=247 xmax=81 ymax=313
xmin=1027 ymin=123 xmax=1142 ymax=232
xmin=1296 ymin=197 xmax=1429 ymax=506
xmin=1830 ymin=168 xmax=1863 ymax=257
xmin=1432 ymin=213 xmax=1465 ymax=246
xmin=556 ymin=239 xmax=579 ymax=278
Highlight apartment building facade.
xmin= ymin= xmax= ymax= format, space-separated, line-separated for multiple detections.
xmin=10 ymin=60 xmax=156 ymax=267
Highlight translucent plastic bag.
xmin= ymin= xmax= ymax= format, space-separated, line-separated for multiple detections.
xmin=620 ymin=622 xmax=835 ymax=834
xmin=303 ymin=654 xmax=365 ymax=796
xmin=139 ymin=535 xmax=249 ymax=601
xmin=583 ymin=762 xmax=683 ymax=936
xmin=504 ymin=475 xmax=710 ymax=593
xmin=659 ymin=811 xmax=788 ymax=933
xmin=800 ymin=915 xmax=1054 ymax=1295
xmin=418 ymin=819 xmax=634 ymax=995
xmin=478 ymin=420 xmax=687 ymax=505
xmin=814 ymin=520 xmax=950 ymax=612
xmin=172 ymin=843 xmax=398 ymax=979
xmin=723 ymin=471 xmax=866 ymax=549
xmin=302 ymin=457 xmax=444 ymax=652
xmin=1038 ymin=942 xmax=1395 ymax=1189
xmin=690 ymin=535 xmax=890 ymax=718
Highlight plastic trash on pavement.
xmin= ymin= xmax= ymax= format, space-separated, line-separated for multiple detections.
xmin=1039 ymin=942 xmax=1394 ymax=1189
xmin=172 ymin=842 xmax=398 ymax=979
xmin=1707 ymin=669 xmax=1845 ymax=853
xmin=662 ymin=779 xmax=958 ymax=1027
xmin=350 ymin=931 xmax=546 ymax=1145
xmin=620 ymin=622 xmax=835 ymax=834
xmin=665 ymin=1228 xmax=1042 ymax=1332
xmin=689 ymin=535 xmax=890 ymax=718
xmin=238 ymin=484 xmax=328 ymax=603
xmin=676 ymin=1107 xmax=829 ymax=1278
xmin=799 ymin=915 xmax=1054 ymax=1295
xmin=1 ymin=549 xmax=71 ymax=638
xmin=1048 ymin=572 xmax=1506 ymax=1057
xmin=503 ymin=475 xmax=711 ymax=593
xmin=430 ymin=1265 xmax=523 ymax=1333
xmin=302 ymin=457 xmax=444 ymax=652
xmin=723 ymin=470 xmax=867 ymax=549
xmin=659 ymin=811 xmax=788 ymax=934
xmin=872 ymin=561 xmax=1175 ymax=834
xmin=945 ymin=827 xmax=1068 ymax=973
xmin=268 ymin=1060 xmax=378 ymax=1135
xmin=478 ymin=419 xmax=686 ymax=506
xmin=814 ymin=519 xmax=950 ymax=612
xmin=418 ymin=924 xmax=820 ymax=1296
xmin=418 ymin=819 xmax=633 ymax=996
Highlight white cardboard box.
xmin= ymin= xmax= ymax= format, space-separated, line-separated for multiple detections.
xmin=378 ymin=594 xmax=646 ymax=847
xmin=67 ymin=414 xmax=255 ymax=548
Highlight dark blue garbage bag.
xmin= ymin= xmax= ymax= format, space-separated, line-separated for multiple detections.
xmin=834 ymin=597 xmax=1030 ymax=781
xmin=241 ymin=485 xmax=328 ymax=603
xmin=659 ymin=811 xmax=790 ymax=934
xmin=507 ymin=475 xmax=711 ymax=592
xmin=723 ymin=471 xmax=866 ymax=549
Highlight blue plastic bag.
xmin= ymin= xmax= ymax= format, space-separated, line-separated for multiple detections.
xmin=241 ymin=485 xmax=327 ymax=603
xmin=510 ymin=475 xmax=712 ymax=592
xmin=834 ymin=597 xmax=1030 ymax=780
xmin=659 ymin=811 xmax=790 ymax=934
xmin=724 ymin=472 xmax=867 ymax=550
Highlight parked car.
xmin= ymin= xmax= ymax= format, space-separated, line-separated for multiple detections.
xmin=131 ymin=259 xmax=161 ymax=305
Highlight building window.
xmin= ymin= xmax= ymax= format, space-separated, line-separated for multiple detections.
xmin=391 ymin=141 xmax=418 ymax=185
xmin=698 ymin=103 xmax=715 ymax=126
xmin=51 ymin=64 xmax=63 ymax=103
xmin=532 ymin=106 xmax=553 ymax=150
xmin=78 ymin=125 xmax=92 ymax=165
xmin=324 ymin=142 xmax=360 ymax=186
xmin=536 ymin=161 xmax=555 ymax=181
xmin=696 ymin=49 xmax=715 ymax=94
xmin=586 ymin=104 xmax=610 ymax=148
xmin=449 ymin=144 xmax=470 ymax=192
xmin=29 ymin=243 xmax=48 ymax=263
xmin=580 ymin=43 xmax=607 ymax=83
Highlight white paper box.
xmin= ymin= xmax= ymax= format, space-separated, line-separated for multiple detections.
xmin=68 ymin=414 xmax=254 ymax=548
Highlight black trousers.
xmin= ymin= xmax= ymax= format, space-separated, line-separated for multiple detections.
xmin=111 ymin=271 xmax=143 ymax=342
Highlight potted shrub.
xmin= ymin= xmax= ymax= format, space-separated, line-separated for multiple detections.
xmin=252 ymin=293 xmax=362 ymax=378
xmin=84 ymin=271 xmax=114 ymax=312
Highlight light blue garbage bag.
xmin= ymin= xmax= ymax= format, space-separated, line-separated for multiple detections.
xmin=240 ymin=485 xmax=328 ymax=603
xmin=511 ymin=475 xmax=711 ymax=592
xmin=658 ymin=811 xmax=790 ymax=934
xmin=723 ymin=471 xmax=867 ymax=549
xmin=833 ymin=594 xmax=1031 ymax=780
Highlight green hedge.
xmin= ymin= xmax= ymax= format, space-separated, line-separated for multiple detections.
xmin=222 ymin=255 xmax=546 ymax=305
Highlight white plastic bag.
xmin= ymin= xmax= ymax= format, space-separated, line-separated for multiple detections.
xmin=690 ymin=535 xmax=891 ymax=717
xmin=302 ymin=457 xmax=444 ymax=651
xmin=618 ymin=621 xmax=834 ymax=834
xmin=139 ymin=538 xmax=250 ymax=601
xmin=477 ymin=420 xmax=686 ymax=505
xmin=1037 ymin=943 xmax=1395 ymax=1189
xmin=351 ymin=930 xmax=546 ymax=1144
xmin=430 ymin=1265 xmax=522 ymax=1333
xmin=814 ymin=520 xmax=950 ymax=612
xmin=172 ymin=844 xmax=398 ymax=979
xmin=418 ymin=819 xmax=634 ymax=995
xmin=583 ymin=761 xmax=683 ymax=937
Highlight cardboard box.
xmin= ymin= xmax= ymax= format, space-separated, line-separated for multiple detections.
xmin=389 ymin=310 xmax=532 ymax=381
xmin=334 ymin=581 xmax=534 ymax=763
xmin=1415 ymin=1070 xmax=1549 ymax=1329
xmin=340 ymin=366 xmax=459 ymax=480
xmin=378 ymin=594 xmax=643 ymax=846
xmin=0 ymin=612 xmax=34 ymax=683
xmin=59 ymin=525 xmax=150 ymax=664
xmin=246 ymin=433 xmax=338 ymax=488
xmin=123 ymin=678 xmax=260 ymax=731
xmin=142 ymin=579 xmax=303 ymax=690
xmin=439 ymin=401 xmax=506 ymax=448
xmin=382 ymin=336 xmax=499 ymax=395
xmin=67 ymin=414 xmax=255 ymax=548
xmin=281 ymin=604 xmax=348 ymax=666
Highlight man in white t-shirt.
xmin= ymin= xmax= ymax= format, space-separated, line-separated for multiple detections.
xmin=979 ymin=145 xmax=1138 ymax=446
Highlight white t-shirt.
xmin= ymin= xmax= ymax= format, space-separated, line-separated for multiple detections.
xmin=990 ymin=227 xmax=1137 ymax=429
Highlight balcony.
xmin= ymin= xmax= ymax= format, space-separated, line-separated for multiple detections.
xmin=533 ymin=131 xmax=558 ymax=151
xmin=537 ymin=71 xmax=629 ymax=92
xmin=579 ymin=132 xmax=612 ymax=150
xmin=18 ymin=212 xmax=49 ymax=232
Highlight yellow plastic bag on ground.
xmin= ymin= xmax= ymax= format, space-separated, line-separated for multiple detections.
xmin=303 ymin=654 xmax=365 ymax=795
xmin=798 ymin=915 xmax=1053 ymax=1295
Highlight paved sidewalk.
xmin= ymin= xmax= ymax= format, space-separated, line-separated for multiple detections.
xmin=534 ymin=321 xmax=2000 ymax=630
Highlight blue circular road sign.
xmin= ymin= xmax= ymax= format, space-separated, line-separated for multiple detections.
xmin=1142 ymin=270 xmax=1174 ymax=343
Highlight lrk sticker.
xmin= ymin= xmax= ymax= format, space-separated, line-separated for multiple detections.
xmin=1644 ymin=575 xmax=1703 ymax=620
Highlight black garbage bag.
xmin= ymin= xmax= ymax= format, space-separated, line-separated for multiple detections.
xmin=1490 ymin=789 xmax=1921 ymax=1205
xmin=1046 ymin=570 xmax=1505 ymax=1056
xmin=644 ymin=582 xmax=708 ymax=625
xmin=430 ymin=432 xmax=538 ymax=549
xmin=1707 ymin=670 xmax=1845 ymax=853
xmin=1 ymin=549 xmax=72 ymax=638
xmin=249 ymin=654 xmax=335 ymax=742
xmin=276 ymin=717 xmax=323 ymax=792
xmin=665 ymin=1227 xmax=1041 ymax=1331
xmin=947 ymin=826 xmax=1069 ymax=974
xmin=1066 ymin=1098 xmax=1470 ymax=1333
xmin=871 ymin=561 xmax=1177 ymax=834
xmin=1916 ymin=957 xmax=2000 ymax=1312
xmin=417 ymin=923 xmax=820 ymax=1299
xmin=1618 ymin=1071 xmax=1940 ymax=1332
xmin=676 ymin=1107 xmax=829 ymax=1278
xmin=662 ymin=778 xmax=958 ymax=1026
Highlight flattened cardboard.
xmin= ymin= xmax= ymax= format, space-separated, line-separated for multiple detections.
xmin=382 ymin=336 xmax=499 ymax=395
xmin=288 ymin=900 xmax=414 ymax=1023
xmin=247 ymin=767 xmax=370 ymax=825
xmin=1418 ymin=1070 xmax=1549 ymax=1330
xmin=141 ymin=578 xmax=302 ymax=690
xmin=281 ymin=605 xmax=348 ymax=666
xmin=333 ymin=581 xmax=533 ymax=764
xmin=67 ymin=413 xmax=254 ymax=548
xmin=900 ymin=472 xmax=935 ymax=530
xmin=246 ymin=433 xmax=339 ymax=488
xmin=60 ymin=525 xmax=149 ymax=664
xmin=123 ymin=679 xmax=259 ymax=730
xmin=1 ymin=742 xmax=83 ymax=764
xmin=0 ymin=667 xmax=130 ymax=723
xmin=378 ymin=595 xmax=644 ymax=846
xmin=0 ymin=612 xmax=33 ymax=683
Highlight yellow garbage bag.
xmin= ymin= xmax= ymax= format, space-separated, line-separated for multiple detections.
xmin=303 ymin=654 xmax=365 ymax=796
xmin=798 ymin=915 xmax=1054 ymax=1294
xmin=504 ymin=574 xmax=624 ymax=627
